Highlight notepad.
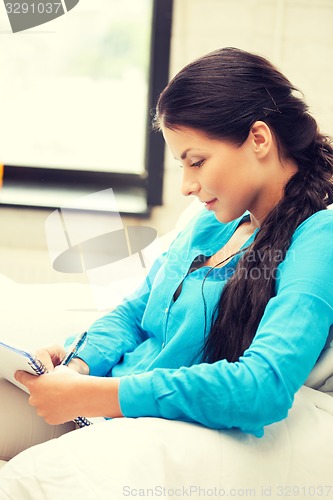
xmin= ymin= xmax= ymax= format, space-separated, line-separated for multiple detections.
xmin=0 ymin=340 xmax=92 ymax=428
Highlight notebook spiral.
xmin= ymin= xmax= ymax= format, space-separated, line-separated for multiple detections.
xmin=28 ymin=357 xmax=48 ymax=376
xmin=75 ymin=416 xmax=93 ymax=428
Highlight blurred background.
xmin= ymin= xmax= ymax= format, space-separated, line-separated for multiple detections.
xmin=0 ymin=0 xmax=332 ymax=289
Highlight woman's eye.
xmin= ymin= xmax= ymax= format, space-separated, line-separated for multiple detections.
xmin=190 ymin=160 xmax=204 ymax=168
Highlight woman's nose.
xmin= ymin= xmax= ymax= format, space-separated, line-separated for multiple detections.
xmin=181 ymin=170 xmax=200 ymax=197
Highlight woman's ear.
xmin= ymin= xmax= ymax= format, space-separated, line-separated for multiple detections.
xmin=249 ymin=121 xmax=273 ymax=159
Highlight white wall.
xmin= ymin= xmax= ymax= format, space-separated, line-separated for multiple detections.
xmin=164 ymin=0 xmax=333 ymax=175
xmin=170 ymin=0 xmax=333 ymax=134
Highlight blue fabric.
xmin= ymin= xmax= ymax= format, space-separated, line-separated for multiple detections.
xmin=65 ymin=208 xmax=333 ymax=436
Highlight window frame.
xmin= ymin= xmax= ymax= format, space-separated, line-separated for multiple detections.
xmin=1 ymin=0 xmax=173 ymax=215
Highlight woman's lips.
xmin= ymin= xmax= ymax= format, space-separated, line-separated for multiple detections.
xmin=203 ymin=199 xmax=217 ymax=210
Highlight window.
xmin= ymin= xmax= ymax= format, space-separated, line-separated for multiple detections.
xmin=0 ymin=0 xmax=173 ymax=214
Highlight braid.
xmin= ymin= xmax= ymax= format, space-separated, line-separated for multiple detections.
xmin=202 ymin=81 xmax=333 ymax=364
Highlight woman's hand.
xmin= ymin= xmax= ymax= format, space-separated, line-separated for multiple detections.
xmin=34 ymin=344 xmax=66 ymax=371
xmin=34 ymin=345 xmax=90 ymax=375
xmin=15 ymin=366 xmax=82 ymax=424
xmin=14 ymin=367 xmax=122 ymax=425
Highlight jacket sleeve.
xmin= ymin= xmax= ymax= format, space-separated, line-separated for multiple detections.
xmin=118 ymin=214 xmax=333 ymax=436
xmin=64 ymin=252 xmax=167 ymax=376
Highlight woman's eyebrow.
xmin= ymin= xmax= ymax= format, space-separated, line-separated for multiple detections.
xmin=180 ymin=148 xmax=205 ymax=160
xmin=180 ymin=148 xmax=191 ymax=160
xmin=172 ymin=149 xmax=191 ymax=161
xmin=173 ymin=148 xmax=204 ymax=161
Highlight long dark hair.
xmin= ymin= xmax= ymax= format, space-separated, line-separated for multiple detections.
xmin=154 ymin=47 xmax=333 ymax=363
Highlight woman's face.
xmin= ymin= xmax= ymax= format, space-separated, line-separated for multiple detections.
xmin=163 ymin=125 xmax=271 ymax=225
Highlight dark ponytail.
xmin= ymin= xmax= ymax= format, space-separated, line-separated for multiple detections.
xmin=154 ymin=47 xmax=333 ymax=363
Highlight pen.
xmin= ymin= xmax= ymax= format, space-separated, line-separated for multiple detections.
xmin=61 ymin=331 xmax=87 ymax=366
xmin=60 ymin=331 xmax=92 ymax=427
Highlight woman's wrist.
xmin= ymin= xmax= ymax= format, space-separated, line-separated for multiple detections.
xmin=67 ymin=357 xmax=90 ymax=375
xmin=79 ymin=376 xmax=122 ymax=419
xmin=67 ymin=359 xmax=122 ymax=418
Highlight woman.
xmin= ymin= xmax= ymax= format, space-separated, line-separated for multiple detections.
xmin=1 ymin=47 xmax=333 ymax=497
